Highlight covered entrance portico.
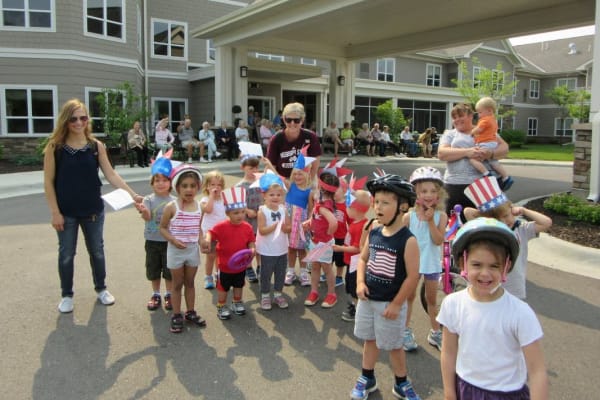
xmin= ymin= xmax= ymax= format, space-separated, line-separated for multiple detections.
xmin=193 ymin=0 xmax=598 ymax=200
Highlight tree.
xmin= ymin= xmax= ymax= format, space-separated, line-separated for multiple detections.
xmin=95 ymin=82 xmax=152 ymax=147
xmin=548 ymin=85 xmax=591 ymax=123
xmin=452 ymin=57 xmax=518 ymax=120
xmin=374 ymin=100 xmax=406 ymax=142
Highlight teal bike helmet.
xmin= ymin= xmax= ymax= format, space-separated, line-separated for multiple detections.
xmin=452 ymin=217 xmax=520 ymax=281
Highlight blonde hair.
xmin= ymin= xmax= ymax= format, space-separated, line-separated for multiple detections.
xmin=282 ymin=102 xmax=305 ymax=119
xmin=291 ymin=167 xmax=311 ymax=189
xmin=202 ymin=170 xmax=225 ymax=195
xmin=476 ymin=96 xmax=497 ymax=113
xmin=44 ymin=99 xmax=94 ymax=153
xmin=413 ymin=180 xmax=447 ymax=212
xmin=479 ymin=201 xmax=513 ymax=219
xmin=352 ymin=190 xmax=372 ymax=209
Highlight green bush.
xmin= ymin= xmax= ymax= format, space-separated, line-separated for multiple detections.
xmin=14 ymin=155 xmax=43 ymax=166
xmin=0 ymin=142 xmax=4 ymax=160
xmin=544 ymin=193 xmax=600 ymax=225
xmin=500 ymin=129 xmax=526 ymax=148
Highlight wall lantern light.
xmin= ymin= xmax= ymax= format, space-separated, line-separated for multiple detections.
xmin=337 ymin=75 xmax=345 ymax=86
xmin=240 ymin=66 xmax=248 ymax=78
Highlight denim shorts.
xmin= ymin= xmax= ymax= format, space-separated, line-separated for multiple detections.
xmin=354 ymin=299 xmax=407 ymax=351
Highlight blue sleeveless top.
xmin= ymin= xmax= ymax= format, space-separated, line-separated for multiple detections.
xmin=55 ymin=143 xmax=103 ymax=217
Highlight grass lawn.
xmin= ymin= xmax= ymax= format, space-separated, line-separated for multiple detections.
xmin=507 ymin=143 xmax=574 ymax=162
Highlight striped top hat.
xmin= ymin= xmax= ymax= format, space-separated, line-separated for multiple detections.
xmin=464 ymin=176 xmax=508 ymax=212
xmin=222 ymin=186 xmax=247 ymax=211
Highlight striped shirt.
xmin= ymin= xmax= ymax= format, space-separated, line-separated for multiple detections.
xmin=169 ymin=200 xmax=202 ymax=243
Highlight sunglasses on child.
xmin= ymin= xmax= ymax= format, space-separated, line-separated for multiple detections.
xmin=284 ymin=117 xmax=302 ymax=124
xmin=69 ymin=115 xmax=90 ymax=123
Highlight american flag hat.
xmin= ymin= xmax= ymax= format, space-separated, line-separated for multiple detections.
xmin=221 ymin=186 xmax=247 ymax=211
xmin=464 ymin=176 xmax=508 ymax=212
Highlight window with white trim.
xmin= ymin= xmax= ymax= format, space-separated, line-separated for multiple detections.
xmin=492 ymin=69 xmax=504 ymax=92
xmin=1 ymin=86 xmax=56 ymax=135
xmin=527 ymin=117 xmax=538 ymax=136
xmin=85 ymin=0 xmax=124 ymax=40
xmin=556 ymin=78 xmax=577 ymax=90
xmin=153 ymin=98 xmax=187 ymax=133
xmin=377 ymin=58 xmax=394 ymax=82
xmin=529 ymin=79 xmax=540 ymax=99
xmin=1 ymin=0 xmax=53 ymax=30
xmin=85 ymin=87 xmax=125 ymax=134
xmin=152 ymin=19 xmax=186 ymax=58
xmin=554 ymin=117 xmax=574 ymax=136
xmin=255 ymin=53 xmax=285 ymax=62
xmin=301 ymin=58 xmax=316 ymax=66
xmin=426 ymin=63 xmax=442 ymax=87
xmin=207 ymin=39 xmax=215 ymax=63
xmin=472 ymin=66 xmax=482 ymax=88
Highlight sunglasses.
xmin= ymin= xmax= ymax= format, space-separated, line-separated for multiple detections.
xmin=284 ymin=117 xmax=302 ymax=124
xmin=69 ymin=115 xmax=89 ymax=123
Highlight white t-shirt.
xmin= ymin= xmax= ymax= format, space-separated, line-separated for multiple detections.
xmin=200 ymin=197 xmax=226 ymax=232
xmin=504 ymin=220 xmax=538 ymax=299
xmin=437 ymin=289 xmax=543 ymax=392
xmin=255 ymin=205 xmax=289 ymax=256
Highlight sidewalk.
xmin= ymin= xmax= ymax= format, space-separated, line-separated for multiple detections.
xmin=0 ymin=156 xmax=597 ymax=279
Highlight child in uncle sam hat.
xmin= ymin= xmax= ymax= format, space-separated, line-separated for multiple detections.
xmin=135 ymin=156 xmax=176 ymax=312
xmin=462 ymin=175 xmax=552 ymax=300
xmin=255 ymin=171 xmax=292 ymax=310
xmin=206 ymin=186 xmax=256 ymax=320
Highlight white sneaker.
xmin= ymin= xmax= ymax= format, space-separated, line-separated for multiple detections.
xmin=199 ymin=157 xmax=207 ymax=163
xmin=187 ymin=157 xmax=192 ymax=163
xmin=97 ymin=290 xmax=115 ymax=305
xmin=58 ymin=297 xmax=73 ymax=313
xmin=352 ymin=149 xmax=357 ymax=154
xmin=207 ymin=158 xmax=213 ymax=163
xmin=348 ymin=152 xmax=352 ymax=157
xmin=215 ymin=151 xmax=222 ymax=158
xmin=284 ymin=269 xmax=297 ymax=286
xmin=299 ymin=270 xmax=311 ymax=286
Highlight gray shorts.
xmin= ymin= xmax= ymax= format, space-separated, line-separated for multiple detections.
xmin=167 ymin=242 xmax=200 ymax=269
xmin=354 ymin=299 xmax=407 ymax=351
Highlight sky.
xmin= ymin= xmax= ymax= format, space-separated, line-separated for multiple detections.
xmin=509 ymin=25 xmax=595 ymax=45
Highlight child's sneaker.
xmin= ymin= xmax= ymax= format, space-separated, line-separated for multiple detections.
xmin=185 ymin=310 xmax=207 ymax=327
xmin=147 ymin=294 xmax=161 ymax=311
xmin=217 ymin=305 xmax=231 ymax=320
xmin=304 ymin=291 xmax=319 ymax=306
xmin=341 ymin=302 xmax=356 ymax=322
xmin=335 ymin=276 xmax=344 ymax=287
xmin=392 ymin=380 xmax=421 ymax=400
xmin=245 ymin=267 xmax=259 ymax=283
xmin=58 ymin=297 xmax=74 ymax=313
xmin=231 ymin=301 xmax=246 ymax=315
xmin=260 ymin=295 xmax=272 ymax=310
xmin=501 ymin=176 xmax=514 ymax=191
xmin=321 ymin=293 xmax=337 ymax=308
xmin=403 ymin=327 xmax=418 ymax=351
xmin=319 ymin=273 xmax=326 ymax=282
xmin=299 ymin=270 xmax=311 ymax=286
xmin=273 ymin=295 xmax=289 ymax=309
xmin=427 ymin=329 xmax=442 ymax=351
xmin=350 ymin=375 xmax=377 ymax=400
xmin=284 ymin=269 xmax=297 ymax=285
xmin=204 ymin=275 xmax=215 ymax=289
xmin=164 ymin=294 xmax=172 ymax=310
xmin=170 ymin=313 xmax=184 ymax=333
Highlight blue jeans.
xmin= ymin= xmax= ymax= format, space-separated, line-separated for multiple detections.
xmin=57 ymin=211 xmax=106 ymax=297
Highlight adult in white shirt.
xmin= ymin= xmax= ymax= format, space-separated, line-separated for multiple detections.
xmin=198 ymin=121 xmax=220 ymax=163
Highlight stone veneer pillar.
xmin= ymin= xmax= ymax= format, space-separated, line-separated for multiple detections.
xmin=573 ymin=123 xmax=592 ymax=192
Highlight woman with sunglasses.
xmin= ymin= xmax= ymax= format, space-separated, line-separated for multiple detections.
xmin=43 ymin=98 xmax=143 ymax=314
xmin=266 ymin=102 xmax=322 ymax=181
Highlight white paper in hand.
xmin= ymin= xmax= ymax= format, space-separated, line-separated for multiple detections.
xmin=238 ymin=141 xmax=263 ymax=158
xmin=102 ymin=188 xmax=134 ymax=210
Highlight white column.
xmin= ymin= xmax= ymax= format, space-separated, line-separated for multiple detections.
xmin=215 ymin=46 xmax=233 ymax=126
xmin=588 ymin=0 xmax=600 ymax=202
xmin=328 ymin=60 xmax=355 ymax=126
xmin=233 ymin=46 xmax=249 ymax=125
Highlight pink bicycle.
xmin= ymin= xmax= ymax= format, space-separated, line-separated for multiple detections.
xmin=420 ymin=204 xmax=469 ymax=312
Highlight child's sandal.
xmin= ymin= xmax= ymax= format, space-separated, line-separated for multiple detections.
xmin=185 ymin=310 xmax=207 ymax=327
xmin=170 ymin=314 xmax=184 ymax=333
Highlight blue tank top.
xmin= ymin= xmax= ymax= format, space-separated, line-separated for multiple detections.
xmin=55 ymin=143 xmax=103 ymax=217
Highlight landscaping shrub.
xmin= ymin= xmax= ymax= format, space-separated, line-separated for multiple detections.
xmin=544 ymin=193 xmax=600 ymax=225
xmin=500 ymin=129 xmax=526 ymax=148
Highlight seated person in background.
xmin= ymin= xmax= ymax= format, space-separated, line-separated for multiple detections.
xmin=355 ymin=123 xmax=375 ymax=156
xmin=155 ymin=117 xmax=174 ymax=152
xmin=127 ymin=120 xmax=149 ymax=167
xmin=470 ymin=97 xmax=514 ymax=191
xmin=370 ymin=123 xmax=383 ymax=155
xmin=380 ymin=125 xmax=403 ymax=157
xmin=418 ymin=127 xmax=434 ymax=158
xmin=236 ymin=120 xmax=250 ymax=143
xmin=177 ymin=118 xmax=200 ymax=163
xmin=400 ymin=126 xmax=417 ymax=156
xmin=260 ymin=119 xmax=275 ymax=151
xmin=339 ymin=122 xmax=356 ymax=156
xmin=216 ymin=121 xmax=239 ymax=161
xmin=324 ymin=122 xmax=341 ymax=156
xmin=198 ymin=121 xmax=221 ymax=163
